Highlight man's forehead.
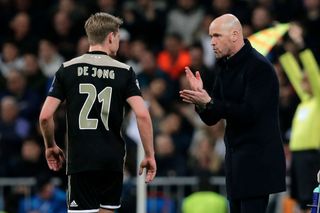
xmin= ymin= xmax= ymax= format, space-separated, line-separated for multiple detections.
xmin=209 ymin=21 xmax=224 ymax=34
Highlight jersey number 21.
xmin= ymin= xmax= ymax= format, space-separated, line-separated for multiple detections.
xmin=78 ymin=83 xmax=112 ymax=130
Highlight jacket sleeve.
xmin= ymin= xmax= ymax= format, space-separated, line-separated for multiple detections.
xmin=196 ymin=98 xmax=225 ymax=125
xmin=196 ymin=67 xmax=224 ymax=125
xmin=198 ymin=59 xmax=278 ymax=125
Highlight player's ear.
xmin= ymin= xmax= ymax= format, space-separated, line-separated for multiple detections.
xmin=107 ymin=32 xmax=113 ymax=44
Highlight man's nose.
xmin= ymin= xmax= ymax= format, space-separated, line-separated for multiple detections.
xmin=211 ymin=38 xmax=216 ymax=46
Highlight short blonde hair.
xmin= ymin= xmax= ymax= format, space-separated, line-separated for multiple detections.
xmin=84 ymin=12 xmax=123 ymax=45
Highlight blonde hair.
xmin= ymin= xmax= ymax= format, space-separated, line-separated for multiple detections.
xmin=84 ymin=12 xmax=123 ymax=45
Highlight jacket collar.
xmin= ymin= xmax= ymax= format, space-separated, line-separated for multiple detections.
xmin=217 ymin=39 xmax=252 ymax=67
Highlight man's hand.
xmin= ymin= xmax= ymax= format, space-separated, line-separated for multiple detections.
xmin=180 ymin=89 xmax=211 ymax=106
xmin=45 ymin=144 xmax=65 ymax=171
xmin=139 ymin=156 xmax=157 ymax=183
xmin=185 ymin=66 xmax=203 ymax=91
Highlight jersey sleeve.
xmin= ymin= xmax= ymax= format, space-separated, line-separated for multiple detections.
xmin=125 ymin=67 xmax=142 ymax=99
xmin=47 ymin=65 xmax=66 ymax=101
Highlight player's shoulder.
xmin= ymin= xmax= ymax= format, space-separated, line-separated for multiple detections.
xmin=62 ymin=55 xmax=84 ymax=68
xmin=106 ymin=57 xmax=131 ymax=71
xmin=62 ymin=54 xmax=131 ymax=71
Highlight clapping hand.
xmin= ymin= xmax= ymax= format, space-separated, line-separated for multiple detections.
xmin=180 ymin=67 xmax=211 ymax=106
xmin=185 ymin=66 xmax=203 ymax=91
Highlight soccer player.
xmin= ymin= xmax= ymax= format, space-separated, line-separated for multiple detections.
xmin=39 ymin=12 xmax=156 ymax=213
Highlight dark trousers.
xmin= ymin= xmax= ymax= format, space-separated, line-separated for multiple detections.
xmin=229 ymin=195 xmax=269 ymax=213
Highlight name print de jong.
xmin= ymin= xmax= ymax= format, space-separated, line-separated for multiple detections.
xmin=77 ymin=66 xmax=115 ymax=79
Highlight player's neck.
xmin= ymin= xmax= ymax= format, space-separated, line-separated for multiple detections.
xmin=89 ymin=45 xmax=110 ymax=55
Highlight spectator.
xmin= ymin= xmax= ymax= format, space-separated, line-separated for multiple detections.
xmin=154 ymin=133 xmax=185 ymax=176
xmin=76 ymin=36 xmax=89 ymax=56
xmin=18 ymin=174 xmax=67 ymax=213
xmin=166 ymin=0 xmax=204 ymax=46
xmin=22 ymin=53 xmax=49 ymax=101
xmin=188 ymin=129 xmax=224 ymax=176
xmin=251 ymin=5 xmax=274 ymax=32
xmin=117 ymin=28 xmax=131 ymax=62
xmin=194 ymin=13 xmax=216 ymax=69
xmin=138 ymin=50 xmax=175 ymax=108
xmin=158 ymin=111 xmax=192 ymax=171
xmin=8 ymin=12 xmax=38 ymax=53
xmin=298 ymin=0 xmax=320 ymax=60
xmin=207 ymin=0 xmax=251 ymax=24
xmin=38 ymin=39 xmax=64 ymax=79
xmin=0 ymin=96 xmax=31 ymax=176
xmin=96 ymin=0 xmax=121 ymax=16
xmin=0 ymin=41 xmax=24 ymax=77
xmin=1 ymin=70 xmax=41 ymax=122
xmin=157 ymin=33 xmax=191 ymax=80
xmin=0 ymin=96 xmax=30 ymax=141
xmin=51 ymin=0 xmax=88 ymax=35
xmin=189 ymin=43 xmax=211 ymax=76
xmin=126 ymin=39 xmax=146 ymax=74
xmin=48 ymin=10 xmax=77 ymax=59
xmin=7 ymin=138 xmax=48 ymax=177
xmin=121 ymin=0 xmax=166 ymax=51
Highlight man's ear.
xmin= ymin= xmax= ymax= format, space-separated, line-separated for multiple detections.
xmin=231 ymin=30 xmax=239 ymax=42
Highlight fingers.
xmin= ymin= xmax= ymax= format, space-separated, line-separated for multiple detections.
xmin=139 ymin=159 xmax=157 ymax=183
xmin=185 ymin=66 xmax=192 ymax=73
xmin=145 ymin=169 xmax=156 ymax=183
xmin=139 ymin=160 xmax=145 ymax=176
xmin=47 ymin=159 xmax=60 ymax=171
xmin=180 ymin=90 xmax=197 ymax=104
xmin=47 ymin=160 xmax=54 ymax=170
xmin=195 ymin=71 xmax=202 ymax=81
xmin=139 ymin=166 xmax=143 ymax=176
xmin=46 ymin=151 xmax=65 ymax=171
xmin=180 ymin=94 xmax=194 ymax=103
xmin=185 ymin=66 xmax=195 ymax=78
xmin=180 ymin=89 xmax=197 ymax=96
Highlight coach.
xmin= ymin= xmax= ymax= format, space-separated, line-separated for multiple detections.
xmin=180 ymin=14 xmax=286 ymax=213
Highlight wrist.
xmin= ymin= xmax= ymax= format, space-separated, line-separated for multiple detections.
xmin=45 ymin=141 xmax=56 ymax=149
xmin=205 ymin=98 xmax=214 ymax=109
xmin=145 ymin=151 xmax=155 ymax=158
xmin=195 ymin=98 xmax=213 ymax=111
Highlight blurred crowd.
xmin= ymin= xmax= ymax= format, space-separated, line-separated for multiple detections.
xmin=0 ymin=0 xmax=320 ymax=212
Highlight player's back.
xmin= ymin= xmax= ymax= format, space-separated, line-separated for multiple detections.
xmin=49 ymin=51 xmax=141 ymax=174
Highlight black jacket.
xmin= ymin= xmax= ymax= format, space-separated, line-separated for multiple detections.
xmin=197 ymin=40 xmax=286 ymax=199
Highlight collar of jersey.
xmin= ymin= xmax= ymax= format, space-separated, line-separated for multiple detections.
xmin=86 ymin=51 xmax=109 ymax=56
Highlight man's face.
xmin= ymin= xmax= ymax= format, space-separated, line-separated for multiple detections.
xmin=209 ymin=21 xmax=232 ymax=59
